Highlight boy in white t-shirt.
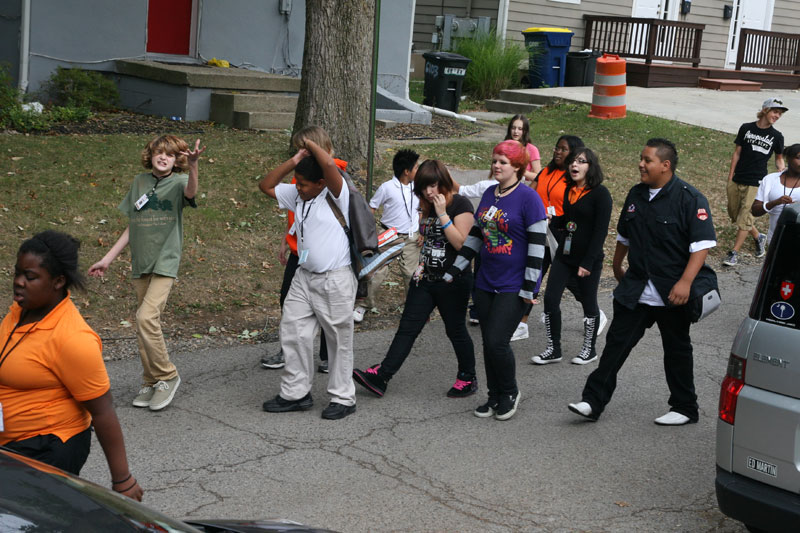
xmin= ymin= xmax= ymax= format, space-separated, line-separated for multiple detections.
xmin=258 ymin=137 xmax=357 ymax=420
xmin=752 ymin=143 xmax=800 ymax=244
xmin=354 ymin=149 xmax=421 ymax=322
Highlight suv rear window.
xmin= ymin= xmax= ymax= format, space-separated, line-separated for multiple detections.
xmin=751 ymin=223 xmax=800 ymax=330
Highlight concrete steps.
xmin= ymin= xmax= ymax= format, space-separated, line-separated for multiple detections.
xmin=485 ymin=89 xmax=562 ymax=114
xmin=698 ymin=77 xmax=762 ymax=91
xmin=210 ymin=92 xmax=298 ymax=130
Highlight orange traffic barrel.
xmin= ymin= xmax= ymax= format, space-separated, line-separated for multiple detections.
xmin=589 ymin=54 xmax=626 ymax=119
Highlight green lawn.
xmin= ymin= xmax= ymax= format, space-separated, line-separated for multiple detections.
xmin=0 ymin=101 xmax=756 ymax=338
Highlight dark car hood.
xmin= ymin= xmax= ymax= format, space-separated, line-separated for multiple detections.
xmin=0 ymin=447 xmax=338 ymax=533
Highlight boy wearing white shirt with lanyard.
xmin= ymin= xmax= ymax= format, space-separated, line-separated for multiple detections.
xmin=259 ymin=138 xmax=357 ymax=420
xmin=354 ymin=150 xmax=421 ymax=322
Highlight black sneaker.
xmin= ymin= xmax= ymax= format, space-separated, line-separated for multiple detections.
xmin=474 ymin=398 xmax=499 ymax=418
xmin=321 ymin=402 xmax=356 ymax=420
xmin=447 ymin=372 xmax=478 ymax=398
xmin=495 ymin=391 xmax=521 ymax=421
xmin=262 ymin=392 xmax=313 ymax=413
xmin=352 ymin=364 xmax=388 ymax=397
xmin=261 ymin=350 xmax=285 ymax=369
xmin=318 ymin=360 xmax=329 ymax=373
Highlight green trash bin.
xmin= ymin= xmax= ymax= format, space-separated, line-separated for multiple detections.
xmin=422 ymin=51 xmax=472 ymax=113
xmin=522 ymin=27 xmax=574 ymax=88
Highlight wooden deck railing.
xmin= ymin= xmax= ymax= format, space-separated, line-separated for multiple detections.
xmin=736 ymin=29 xmax=800 ymax=74
xmin=583 ymin=15 xmax=704 ymax=67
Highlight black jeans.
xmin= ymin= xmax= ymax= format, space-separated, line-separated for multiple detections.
xmin=581 ymin=299 xmax=698 ymax=421
xmin=473 ymin=289 xmax=526 ymax=398
xmin=280 ymin=252 xmax=327 ymax=361
xmin=543 ymin=257 xmax=602 ymax=317
xmin=381 ymin=273 xmax=475 ymax=378
xmin=5 ymin=427 xmax=92 ymax=475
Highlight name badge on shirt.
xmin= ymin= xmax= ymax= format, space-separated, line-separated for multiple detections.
xmin=134 ymin=193 xmax=150 ymax=211
xmin=483 ymin=206 xmax=498 ymax=222
xmin=298 ymin=249 xmax=309 ymax=265
xmin=288 ymin=222 xmax=297 ymax=236
xmin=547 ymin=205 xmax=556 ymax=217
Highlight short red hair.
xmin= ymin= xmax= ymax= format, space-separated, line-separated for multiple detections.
xmin=493 ymin=140 xmax=529 ymax=179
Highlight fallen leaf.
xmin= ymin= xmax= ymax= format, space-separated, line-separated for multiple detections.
xmin=11 ymin=156 xmax=22 ymax=161
xmin=119 ymin=320 xmax=131 ymax=327
xmin=614 ymin=501 xmax=630 ymax=508
xmin=192 ymin=333 xmax=204 ymax=338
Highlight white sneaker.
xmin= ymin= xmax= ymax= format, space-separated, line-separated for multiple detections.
xmin=568 ymin=401 xmax=597 ymax=421
xmin=654 ymin=411 xmax=692 ymax=426
xmin=598 ymin=310 xmax=608 ymax=336
xmin=353 ymin=305 xmax=366 ymax=323
xmin=510 ymin=322 xmax=529 ymax=342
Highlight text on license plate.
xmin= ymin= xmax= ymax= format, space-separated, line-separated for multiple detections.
xmin=747 ymin=456 xmax=777 ymax=477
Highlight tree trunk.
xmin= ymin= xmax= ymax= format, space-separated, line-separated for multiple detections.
xmin=293 ymin=0 xmax=374 ymax=174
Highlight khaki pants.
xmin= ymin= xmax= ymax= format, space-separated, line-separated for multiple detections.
xmin=280 ymin=266 xmax=357 ymax=405
xmin=361 ymin=234 xmax=421 ymax=308
xmin=726 ymin=181 xmax=757 ymax=231
xmin=132 ymin=274 xmax=177 ymax=384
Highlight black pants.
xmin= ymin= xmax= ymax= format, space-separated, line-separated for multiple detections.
xmin=581 ymin=299 xmax=698 ymax=421
xmin=381 ymin=274 xmax=475 ymax=378
xmin=5 ymin=427 xmax=92 ymax=475
xmin=280 ymin=252 xmax=327 ymax=361
xmin=543 ymin=257 xmax=601 ymax=317
xmin=474 ymin=289 xmax=526 ymax=399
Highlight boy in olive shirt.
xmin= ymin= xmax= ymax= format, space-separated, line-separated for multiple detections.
xmin=89 ymin=135 xmax=205 ymax=411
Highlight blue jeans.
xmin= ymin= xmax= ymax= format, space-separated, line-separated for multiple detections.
xmin=473 ymin=289 xmax=526 ymax=398
xmin=381 ymin=273 xmax=475 ymax=378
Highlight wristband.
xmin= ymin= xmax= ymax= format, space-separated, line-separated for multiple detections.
xmin=112 ymin=473 xmax=132 ymax=485
xmin=441 ymin=220 xmax=453 ymax=230
xmin=437 ymin=212 xmax=447 ymax=218
xmin=113 ymin=478 xmax=137 ymax=493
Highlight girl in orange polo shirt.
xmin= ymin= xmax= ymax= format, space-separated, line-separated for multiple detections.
xmin=0 ymin=231 xmax=142 ymax=500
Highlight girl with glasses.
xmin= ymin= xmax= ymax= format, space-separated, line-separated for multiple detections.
xmin=532 ymin=148 xmax=612 ymax=366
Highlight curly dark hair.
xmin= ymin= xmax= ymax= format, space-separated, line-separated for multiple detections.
xmin=18 ymin=230 xmax=85 ymax=292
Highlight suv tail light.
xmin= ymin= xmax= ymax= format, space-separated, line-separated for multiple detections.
xmin=719 ymin=354 xmax=746 ymax=424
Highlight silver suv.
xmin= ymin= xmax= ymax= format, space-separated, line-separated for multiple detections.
xmin=716 ymin=203 xmax=800 ymax=532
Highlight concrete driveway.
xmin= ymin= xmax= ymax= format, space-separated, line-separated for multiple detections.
xmin=518 ymin=86 xmax=800 ymax=142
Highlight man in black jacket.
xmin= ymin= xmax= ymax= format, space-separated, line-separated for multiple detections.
xmin=569 ymin=138 xmax=718 ymax=426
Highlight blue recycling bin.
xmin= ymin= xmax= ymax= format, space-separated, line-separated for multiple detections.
xmin=522 ymin=27 xmax=574 ymax=88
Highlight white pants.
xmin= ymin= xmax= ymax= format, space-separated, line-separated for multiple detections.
xmin=280 ymin=266 xmax=357 ymax=405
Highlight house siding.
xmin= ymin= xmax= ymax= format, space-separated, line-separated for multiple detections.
xmin=0 ymin=0 xmax=21 ymax=83
xmin=413 ymin=0 xmax=499 ymax=52
xmin=504 ymin=0 xmax=800 ymax=69
xmin=506 ymin=0 xmax=632 ymax=51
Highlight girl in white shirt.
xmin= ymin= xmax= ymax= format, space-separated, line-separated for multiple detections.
xmin=752 ymin=144 xmax=800 ymax=244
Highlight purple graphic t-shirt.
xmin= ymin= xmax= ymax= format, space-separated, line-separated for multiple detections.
xmin=475 ymin=184 xmax=546 ymax=293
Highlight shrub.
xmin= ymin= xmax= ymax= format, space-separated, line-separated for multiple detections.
xmin=44 ymin=67 xmax=120 ymax=111
xmin=452 ymin=32 xmax=528 ymax=101
xmin=0 ymin=63 xmax=22 ymax=129
xmin=49 ymin=105 xmax=92 ymax=123
xmin=5 ymin=106 xmax=51 ymax=131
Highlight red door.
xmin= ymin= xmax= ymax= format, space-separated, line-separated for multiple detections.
xmin=146 ymin=0 xmax=193 ymax=55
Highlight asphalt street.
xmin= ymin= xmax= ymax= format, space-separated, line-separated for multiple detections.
xmin=81 ymin=260 xmax=758 ymax=532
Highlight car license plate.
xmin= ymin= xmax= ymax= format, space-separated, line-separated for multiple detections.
xmin=747 ymin=456 xmax=777 ymax=477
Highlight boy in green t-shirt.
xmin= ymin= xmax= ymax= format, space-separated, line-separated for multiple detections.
xmin=89 ymin=135 xmax=205 ymax=411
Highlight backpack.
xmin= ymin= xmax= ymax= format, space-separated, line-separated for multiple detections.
xmin=340 ymin=170 xmax=378 ymax=256
xmin=325 ymin=171 xmax=404 ymax=285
